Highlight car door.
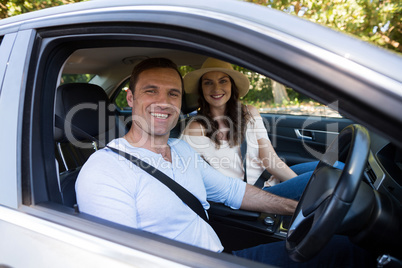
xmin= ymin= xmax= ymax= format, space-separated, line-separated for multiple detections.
xmin=263 ymin=113 xmax=354 ymax=166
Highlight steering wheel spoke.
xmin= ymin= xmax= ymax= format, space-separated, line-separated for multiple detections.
xmin=287 ymin=208 xmax=314 ymax=245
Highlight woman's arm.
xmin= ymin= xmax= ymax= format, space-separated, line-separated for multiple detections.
xmin=258 ymin=138 xmax=297 ymax=181
xmin=247 ymin=105 xmax=297 ymax=182
xmin=181 ymin=120 xmax=204 ymax=136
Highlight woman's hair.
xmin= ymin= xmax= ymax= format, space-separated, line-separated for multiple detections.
xmin=195 ymin=75 xmax=250 ymax=147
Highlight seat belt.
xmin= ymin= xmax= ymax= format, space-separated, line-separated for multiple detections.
xmin=55 ymin=114 xmax=209 ymax=222
xmin=107 ymin=146 xmax=208 ymax=222
xmin=240 ymin=139 xmax=271 ymax=188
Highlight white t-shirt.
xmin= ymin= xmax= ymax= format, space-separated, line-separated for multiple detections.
xmin=181 ymin=115 xmax=269 ymax=185
xmin=76 ymin=138 xmax=246 ymax=252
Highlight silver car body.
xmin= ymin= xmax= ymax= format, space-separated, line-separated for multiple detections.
xmin=0 ymin=0 xmax=401 ymax=267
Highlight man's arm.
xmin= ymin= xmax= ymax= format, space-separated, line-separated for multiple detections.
xmin=240 ymin=184 xmax=297 ymax=215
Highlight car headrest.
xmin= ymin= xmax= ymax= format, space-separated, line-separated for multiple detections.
xmin=181 ymin=92 xmax=198 ymax=115
xmin=54 ymin=83 xmax=113 ymax=142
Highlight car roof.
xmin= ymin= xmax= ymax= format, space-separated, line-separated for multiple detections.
xmin=0 ymin=0 xmax=401 ymax=85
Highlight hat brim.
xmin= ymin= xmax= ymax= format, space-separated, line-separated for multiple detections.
xmin=183 ymin=67 xmax=250 ymax=98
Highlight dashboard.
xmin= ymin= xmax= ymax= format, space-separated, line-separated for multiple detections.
xmin=366 ymin=132 xmax=402 ymax=205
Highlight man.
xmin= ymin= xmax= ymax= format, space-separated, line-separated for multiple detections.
xmin=76 ymin=58 xmax=373 ymax=266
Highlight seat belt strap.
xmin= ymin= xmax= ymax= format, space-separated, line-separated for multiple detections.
xmin=240 ymin=139 xmax=271 ymax=188
xmin=107 ymin=146 xmax=209 ymax=222
xmin=240 ymin=139 xmax=248 ymax=183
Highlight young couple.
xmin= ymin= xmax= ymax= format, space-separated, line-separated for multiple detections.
xmin=76 ymin=57 xmax=371 ymax=267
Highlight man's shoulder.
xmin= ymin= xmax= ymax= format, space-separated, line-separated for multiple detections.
xmin=79 ymin=138 xmax=126 ymax=169
xmin=169 ymin=138 xmax=189 ymax=148
xmin=81 ymin=146 xmax=119 ymax=169
xmin=169 ymin=138 xmax=195 ymax=154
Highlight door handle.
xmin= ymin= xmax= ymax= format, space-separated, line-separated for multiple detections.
xmin=294 ymin=129 xmax=314 ymax=141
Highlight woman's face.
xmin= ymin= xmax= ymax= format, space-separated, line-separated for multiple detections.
xmin=201 ymin=71 xmax=232 ymax=110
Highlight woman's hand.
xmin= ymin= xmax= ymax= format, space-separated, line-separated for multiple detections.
xmin=265 ymin=175 xmax=281 ymax=187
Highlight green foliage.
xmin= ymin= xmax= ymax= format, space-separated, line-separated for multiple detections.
xmin=231 ymin=65 xmax=312 ymax=108
xmin=179 ymin=65 xmax=195 ymax=76
xmin=245 ymin=0 xmax=401 ymax=54
xmin=0 ymin=0 xmax=85 ymax=19
xmin=2 ymin=0 xmax=399 ymax=53
xmin=234 ymin=65 xmax=273 ymax=107
xmin=111 ymin=80 xmax=130 ymax=110
xmin=60 ymin=74 xmax=94 ymax=84
xmin=115 ymin=89 xmax=128 ymax=110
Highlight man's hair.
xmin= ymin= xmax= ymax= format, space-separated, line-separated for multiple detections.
xmin=129 ymin=57 xmax=183 ymax=93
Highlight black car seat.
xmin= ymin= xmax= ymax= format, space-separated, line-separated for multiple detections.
xmin=169 ymin=89 xmax=198 ymax=138
xmin=54 ymin=83 xmax=123 ymax=207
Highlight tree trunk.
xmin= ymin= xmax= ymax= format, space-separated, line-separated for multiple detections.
xmin=272 ymin=81 xmax=289 ymax=105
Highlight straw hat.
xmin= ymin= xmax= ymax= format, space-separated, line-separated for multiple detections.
xmin=183 ymin=58 xmax=250 ymax=98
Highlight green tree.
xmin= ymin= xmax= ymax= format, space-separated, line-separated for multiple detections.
xmin=245 ymin=0 xmax=401 ymax=54
xmin=2 ymin=0 xmax=399 ymax=54
xmin=1 ymin=0 xmax=83 ymax=19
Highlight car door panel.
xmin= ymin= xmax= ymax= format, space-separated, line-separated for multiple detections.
xmin=261 ymin=114 xmax=354 ymax=166
xmin=0 ymin=205 xmax=191 ymax=268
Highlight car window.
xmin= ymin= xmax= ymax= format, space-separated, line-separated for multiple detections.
xmin=113 ymin=66 xmax=341 ymax=118
xmin=114 ymin=80 xmax=130 ymax=110
xmin=236 ymin=68 xmax=342 ymax=118
xmin=244 ymin=80 xmax=342 ymax=118
xmin=61 ymin=74 xmax=95 ymax=84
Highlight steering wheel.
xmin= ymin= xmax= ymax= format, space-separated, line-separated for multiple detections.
xmin=286 ymin=124 xmax=370 ymax=262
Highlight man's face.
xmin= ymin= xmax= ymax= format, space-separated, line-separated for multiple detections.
xmin=126 ymin=67 xmax=182 ymax=138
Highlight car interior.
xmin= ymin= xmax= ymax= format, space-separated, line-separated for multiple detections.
xmin=52 ymin=46 xmax=299 ymax=247
xmin=54 ymin=47 xmax=292 ymax=251
xmin=23 ymin=28 xmax=401 ymax=262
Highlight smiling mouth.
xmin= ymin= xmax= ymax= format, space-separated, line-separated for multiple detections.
xmin=151 ymin=112 xmax=169 ymax=119
xmin=211 ymin=94 xmax=224 ymax=99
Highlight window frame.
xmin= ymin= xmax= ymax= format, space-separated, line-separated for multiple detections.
xmin=0 ymin=34 xmax=15 ymax=97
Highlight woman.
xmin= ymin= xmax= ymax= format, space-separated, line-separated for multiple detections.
xmin=180 ymin=58 xmax=334 ymax=200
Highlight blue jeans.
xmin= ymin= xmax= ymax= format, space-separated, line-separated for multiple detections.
xmin=232 ymin=235 xmax=375 ymax=267
xmin=263 ymin=161 xmax=345 ymax=200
